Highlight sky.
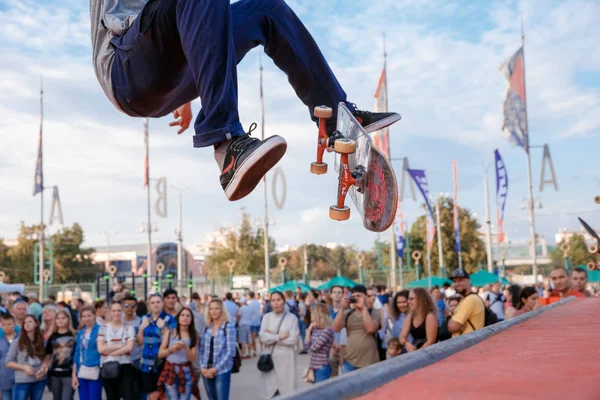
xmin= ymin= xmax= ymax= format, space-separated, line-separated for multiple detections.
xmin=0 ymin=0 xmax=599 ymax=254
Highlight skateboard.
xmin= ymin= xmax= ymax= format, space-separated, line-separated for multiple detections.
xmin=578 ymin=199 xmax=600 ymax=269
xmin=310 ymin=103 xmax=398 ymax=232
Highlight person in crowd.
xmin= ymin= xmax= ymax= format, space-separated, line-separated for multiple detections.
xmin=57 ymin=302 xmax=79 ymax=330
xmin=138 ymin=293 xmax=177 ymax=400
xmin=388 ymin=290 xmax=411 ymax=340
xmin=223 ymin=293 xmax=238 ymax=324
xmin=26 ymin=293 xmax=43 ymax=321
xmin=97 ymin=302 xmax=135 ymax=400
xmin=136 ymin=300 xmax=148 ymax=318
xmin=157 ymin=308 xmax=200 ymax=400
xmin=297 ymin=293 xmax=308 ymax=355
xmin=41 ymin=304 xmax=58 ymax=341
xmin=367 ymin=286 xmax=386 ymax=361
xmin=72 ymin=305 xmax=102 ymax=400
xmin=343 ymin=287 xmax=352 ymax=298
xmin=399 ymin=288 xmax=438 ymax=352
xmin=259 ymin=291 xmax=299 ymax=398
xmin=122 ymin=295 xmax=142 ymax=397
xmin=485 ymin=282 xmax=506 ymax=322
xmin=507 ymin=287 xmax=540 ymax=320
xmin=442 ymin=282 xmax=456 ymax=297
xmin=43 ymin=310 xmax=76 ymax=400
xmin=376 ymin=286 xmax=390 ymax=309
xmin=0 ymin=314 xmax=19 ymax=400
xmin=0 ymin=301 xmax=24 ymax=340
xmin=163 ymin=289 xmax=180 ymax=318
xmin=305 ymin=303 xmax=334 ymax=383
xmin=199 ymin=298 xmax=236 ymax=400
xmin=504 ymin=285 xmax=521 ymax=320
xmin=446 ymin=296 xmax=460 ymax=317
xmin=550 ymin=267 xmax=585 ymax=298
xmin=332 ymin=285 xmax=381 ymax=373
xmin=6 ymin=315 xmax=47 ymax=400
xmin=571 ymin=267 xmax=591 ymax=297
xmin=328 ymin=285 xmax=346 ymax=377
xmin=262 ymin=293 xmax=272 ymax=316
xmin=430 ymin=286 xmax=446 ymax=326
xmin=448 ymin=269 xmax=484 ymax=337
xmin=248 ymin=291 xmax=262 ymax=357
xmin=236 ymin=297 xmax=252 ymax=359
xmin=386 ymin=338 xmax=401 ymax=358
xmin=93 ymin=300 xmax=107 ymax=326
xmin=190 ymin=292 xmax=202 ymax=313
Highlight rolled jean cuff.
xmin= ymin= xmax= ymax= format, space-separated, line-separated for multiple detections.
xmin=193 ymin=123 xmax=244 ymax=148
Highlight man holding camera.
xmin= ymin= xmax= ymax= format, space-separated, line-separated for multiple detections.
xmin=332 ymin=285 xmax=381 ymax=373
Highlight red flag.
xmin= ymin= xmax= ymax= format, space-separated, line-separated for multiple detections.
xmin=373 ymin=67 xmax=390 ymax=156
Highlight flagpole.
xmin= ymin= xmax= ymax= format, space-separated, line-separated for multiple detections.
xmin=144 ymin=118 xmax=153 ymax=289
xmin=260 ymin=52 xmax=270 ymax=290
xmin=521 ymin=22 xmax=538 ymax=281
xmin=482 ymin=164 xmax=494 ymax=272
xmin=382 ymin=32 xmax=397 ymax=291
xmin=38 ymin=78 xmax=44 ymax=300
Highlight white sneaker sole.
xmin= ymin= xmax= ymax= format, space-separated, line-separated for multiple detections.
xmin=363 ymin=113 xmax=402 ymax=133
xmin=225 ymin=136 xmax=287 ymax=201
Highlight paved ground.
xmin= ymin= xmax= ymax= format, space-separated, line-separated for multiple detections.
xmin=42 ymin=353 xmax=311 ymax=399
xmin=358 ymin=298 xmax=600 ymax=400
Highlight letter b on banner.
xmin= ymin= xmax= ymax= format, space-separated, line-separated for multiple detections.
xmin=155 ymin=177 xmax=167 ymax=218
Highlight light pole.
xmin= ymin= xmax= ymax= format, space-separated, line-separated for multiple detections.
xmin=477 ymin=163 xmax=494 ymax=273
xmin=171 ymin=185 xmax=189 ymax=283
xmin=521 ymin=197 xmax=543 ymax=280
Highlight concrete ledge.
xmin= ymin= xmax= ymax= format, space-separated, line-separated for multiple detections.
xmin=282 ymin=297 xmax=574 ymax=400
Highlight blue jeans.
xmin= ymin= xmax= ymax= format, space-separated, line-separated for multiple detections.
xmin=203 ymin=371 xmax=231 ymax=400
xmin=78 ymin=378 xmax=103 ymax=400
xmin=2 ymin=389 xmax=13 ymax=400
xmin=342 ymin=361 xmax=359 ymax=374
xmin=298 ymin=321 xmax=306 ymax=351
xmin=13 ymin=381 xmax=46 ymax=400
xmin=111 ymin=0 xmax=349 ymax=147
xmin=314 ymin=364 xmax=332 ymax=383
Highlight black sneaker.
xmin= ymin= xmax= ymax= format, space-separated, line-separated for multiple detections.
xmin=353 ymin=108 xmax=401 ymax=133
xmin=219 ymin=128 xmax=287 ymax=201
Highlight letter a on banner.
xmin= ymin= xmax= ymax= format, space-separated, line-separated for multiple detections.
xmin=539 ymin=144 xmax=558 ymax=191
xmin=154 ymin=177 xmax=167 ymax=218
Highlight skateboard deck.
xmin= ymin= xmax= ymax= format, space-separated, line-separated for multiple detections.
xmin=578 ymin=217 xmax=600 ymax=243
xmin=333 ymin=103 xmax=398 ymax=232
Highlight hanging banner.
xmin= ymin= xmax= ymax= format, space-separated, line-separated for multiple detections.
xmin=394 ymin=201 xmax=406 ymax=258
xmin=407 ymin=169 xmax=435 ymax=249
xmin=373 ymin=66 xmax=390 ymax=157
xmin=495 ymin=149 xmax=508 ymax=243
xmin=452 ymin=160 xmax=461 ymax=256
xmin=500 ymin=47 xmax=528 ymax=152
xmin=154 ymin=177 xmax=167 ymax=218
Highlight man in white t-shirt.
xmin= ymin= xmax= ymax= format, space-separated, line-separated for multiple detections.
xmin=247 ymin=291 xmax=262 ymax=357
xmin=237 ymin=298 xmax=252 ymax=359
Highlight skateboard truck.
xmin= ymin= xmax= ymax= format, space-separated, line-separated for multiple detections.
xmin=310 ymin=105 xmax=332 ymax=175
xmin=330 ymin=138 xmax=357 ymax=221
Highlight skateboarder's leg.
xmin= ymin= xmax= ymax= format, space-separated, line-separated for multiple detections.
xmin=111 ymin=0 xmax=244 ymax=147
xmin=230 ymin=0 xmax=351 ymax=129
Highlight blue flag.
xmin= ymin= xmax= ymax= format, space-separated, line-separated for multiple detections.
xmin=33 ymin=128 xmax=43 ymax=196
xmin=394 ymin=202 xmax=406 ymax=258
xmin=495 ymin=149 xmax=508 ymax=243
xmin=407 ymin=169 xmax=435 ymax=249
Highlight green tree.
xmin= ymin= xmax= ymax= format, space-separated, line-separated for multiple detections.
xmin=550 ymin=234 xmax=592 ymax=268
xmin=408 ymin=198 xmax=485 ymax=276
xmin=5 ymin=223 xmax=39 ymax=283
xmin=50 ymin=223 xmax=96 ymax=282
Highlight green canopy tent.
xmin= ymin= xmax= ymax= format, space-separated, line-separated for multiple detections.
xmin=407 ymin=276 xmax=452 ymax=288
xmin=268 ymin=280 xmax=314 ymax=293
xmin=469 ymin=270 xmax=510 ymax=287
xmin=578 ymin=264 xmax=600 ymax=283
xmin=317 ymin=276 xmax=358 ymax=291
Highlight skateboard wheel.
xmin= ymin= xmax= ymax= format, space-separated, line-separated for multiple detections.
xmin=587 ymin=261 xmax=597 ymax=271
xmin=314 ymin=106 xmax=332 ymax=119
xmin=334 ymin=138 xmax=356 ymax=154
xmin=595 ymin=195 xmax=600 ymax=204
xmin=589 ymin=244 xmax=599 ymax=254
xmin=310 ymin=162 xmax=328 ymax=175
xmin=329 ymin=206 xmax=350 ymax=221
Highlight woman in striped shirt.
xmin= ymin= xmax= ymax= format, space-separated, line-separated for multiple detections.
xmin=305 ymin=303 xmax=334 ymax=383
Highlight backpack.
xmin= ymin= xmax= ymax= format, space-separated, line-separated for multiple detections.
xmin=204 ymin=323 xmax=242 ymax=373
xmin=345 ymin=309 xmax=385 ymax=361
xmin=467 ymin=293 xmax=498 ymax=330
xmin=287 ymin=300 xmax=300 ymax=320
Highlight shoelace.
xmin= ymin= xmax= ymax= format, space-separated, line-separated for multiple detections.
xmin=229 ymin=123 xmax=258 ymax=152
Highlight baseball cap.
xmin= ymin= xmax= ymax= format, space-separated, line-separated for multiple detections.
xmin=351 ymin=285 xmax=368 ymax=295
xmin=450 ymin=269 xmax=470 ymax=280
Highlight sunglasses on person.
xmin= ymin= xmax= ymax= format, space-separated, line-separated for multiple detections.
xmin=123 ymin=303 xmax=136 ymax=308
